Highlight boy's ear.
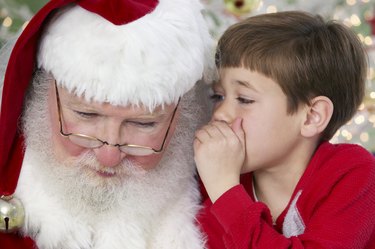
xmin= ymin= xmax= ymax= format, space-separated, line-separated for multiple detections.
xmin=301 ymin=96 xmax=334 ymax=138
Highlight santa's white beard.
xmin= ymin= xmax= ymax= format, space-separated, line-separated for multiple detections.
xmin=17 ymin=72 xmax=208 ymax=248
xmin=40 ymin=151 xmax=149 ymax=214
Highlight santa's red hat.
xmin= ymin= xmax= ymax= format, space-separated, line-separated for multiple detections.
xmin=0 ymin=0 xmax=213 ymax=200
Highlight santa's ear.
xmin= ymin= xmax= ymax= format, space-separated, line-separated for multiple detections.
xmin=301 ymin=96 xmax=333 ymax=138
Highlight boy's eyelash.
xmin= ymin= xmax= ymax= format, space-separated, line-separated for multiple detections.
xmin=209 ymin=94 xmax=224 ymax=102
xmin=237 ymin=97 xmax=255 ymax=104
xmin=209 ymin=94 xmax=254 ymax=104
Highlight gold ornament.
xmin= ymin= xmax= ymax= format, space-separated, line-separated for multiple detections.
xmin=224 ymin=0 xmax=261 ymax=16
xmin=0 ymin=195 xmax=25 ymax=233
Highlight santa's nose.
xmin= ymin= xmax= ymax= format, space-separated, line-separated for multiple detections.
xmin=94 ymin=144 xmax=127 ymax=167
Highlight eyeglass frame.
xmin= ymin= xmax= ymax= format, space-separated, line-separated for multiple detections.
xmin=54 ymin=80 xmax=180 ymax=155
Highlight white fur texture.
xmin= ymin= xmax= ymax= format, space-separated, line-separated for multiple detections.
xmin=15 ymin=69 xmax=211 ymax=249
xmin=17 ymin=148 xmax=205 ymax=249
xmin=37 ymin=0 xmax=214 ymax=110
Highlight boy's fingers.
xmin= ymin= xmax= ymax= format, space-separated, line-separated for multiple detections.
xmin=195 ymin=128 xmax=211 ymax=142
xmin=209 ymin=121 xmax=233 ymax=138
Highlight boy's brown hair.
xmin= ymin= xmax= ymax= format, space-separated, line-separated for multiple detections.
xmin=215 ymin=11 xmax=367 ymax=140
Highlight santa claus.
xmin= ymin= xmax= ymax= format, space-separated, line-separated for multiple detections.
xmin=0 ymin=0 xmax=214 ymax=248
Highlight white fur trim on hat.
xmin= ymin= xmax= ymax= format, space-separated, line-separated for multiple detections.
xmin=37 ymin=0 xmax=214 ymax=109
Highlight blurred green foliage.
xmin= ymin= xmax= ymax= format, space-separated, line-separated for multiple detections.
xmin=0 ymin=0 xmax=48 ymax=45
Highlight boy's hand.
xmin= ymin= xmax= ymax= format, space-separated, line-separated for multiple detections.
xmin=194 ymin=118 xmax=245 ymax=203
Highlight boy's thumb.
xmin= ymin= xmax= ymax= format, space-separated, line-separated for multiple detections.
xmin=232 ymin=117 xmax=244 ymax=139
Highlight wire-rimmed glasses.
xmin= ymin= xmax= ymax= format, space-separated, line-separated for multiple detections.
xmin=54 ymin=81 xmax=179 ymax=156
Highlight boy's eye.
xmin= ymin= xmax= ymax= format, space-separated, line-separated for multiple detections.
xmin=209 ymin=93 xmax=224 ymax=102
xmin=237 ymin=97 xmax=254 ymax=104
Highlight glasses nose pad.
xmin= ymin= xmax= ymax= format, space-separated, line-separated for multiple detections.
xmin=101 ymin=141 xmax=121 ymax=149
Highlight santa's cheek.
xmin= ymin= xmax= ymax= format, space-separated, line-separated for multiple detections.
xmin=55 ymin=137 xmax=88 ymax=158
xmin=131 ymin=153 xmax=164 ymax=170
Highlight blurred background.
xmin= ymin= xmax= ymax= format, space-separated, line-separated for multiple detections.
xmin=1 ymin=0 xmax=374 ymax=153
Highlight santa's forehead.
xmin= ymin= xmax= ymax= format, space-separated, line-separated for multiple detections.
xmin=57 ymin=86 xmax=171 ymax=115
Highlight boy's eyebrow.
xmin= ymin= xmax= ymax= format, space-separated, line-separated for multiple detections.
xmin=234 ymin=80 xmax=259 ymax=93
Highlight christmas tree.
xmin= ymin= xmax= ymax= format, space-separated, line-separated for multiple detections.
xmin=1 ymin=0 xmax=374 ymax=153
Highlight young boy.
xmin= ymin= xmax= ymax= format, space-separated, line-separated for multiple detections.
xmin=195 ymin=11 xmax=375 ymax=248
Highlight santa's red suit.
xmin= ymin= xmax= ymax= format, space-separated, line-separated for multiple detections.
xmin=0 ymin=0 xmax=213 ymax=248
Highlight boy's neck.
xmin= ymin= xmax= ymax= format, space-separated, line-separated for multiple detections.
xmin=252 ymin=141 xmax=317 ymax=221
xmin=253 ymin=168 xmax=301 ymax=221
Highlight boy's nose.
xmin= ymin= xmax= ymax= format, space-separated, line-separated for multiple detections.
xmin=212 ymin=102 xmax=235 ymax=123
